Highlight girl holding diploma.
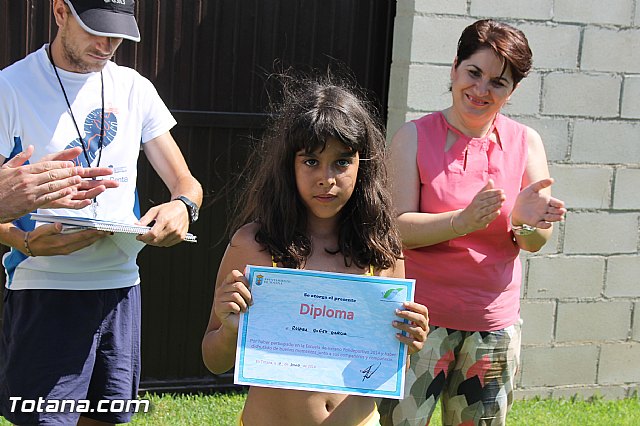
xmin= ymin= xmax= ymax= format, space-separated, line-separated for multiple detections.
xmin=202 ymin=75 xmax=429 ymax=426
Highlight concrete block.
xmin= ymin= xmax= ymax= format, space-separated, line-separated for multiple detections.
xmin=548 ymin=165 xmax=612 ymax=209
xmin=516 ymin=117 xmax=569 ymax=162
xmin=622 ymin=76 xmax=640 ymax=119
xmin=520 ymin=258 xmax=527 ymax=299
xmin=391 ymin=15 xmax=415 ymax=64
xmin=514 ymin=388 xmax=552 ymax=400
xmin=533 ymin=227 xmax=560 ymax=255
xmin=415 ymin=0 xmax=467 ymax=14
xmin=388 ymin=65 xmax=410 ymax=110
xmin=607 ymin=178 xmax=640 ymax=214
xmin=520 ymin=301 xmax=555 ymax=345
xmin=606 ymin=256 xmax=640 ymax=297
xmin=527 ymin=256 xmax=604 ymax=299
xmin=469 ymin=0 xmax=553 ymax=20
xmin=582 ymin=28 xmax=640 ymax=73
xmin=572 ymin=120 xmax=640 ymax=164
xmin=406 ymin=64 xmax=451 ymax=112
xmin=388 ymin=65 xmax=409 ymax=109
xmin=552 ymin=386 xmax=628 ymax=400
xmin=636 ymin=4 xmax=640 ymax=27
xmin=542 ymin=73 xmax=621 ymax=118
xmin=519 ymin=23 xmax=581 ymax=70
xmin=563 ymin=212 xmax=638 ymax=254
xmin=554 ymin=0 xmax=634 ymax=26
xmin=519 ymin=223 xmax=561 ymax=258
xmin=520 ymin=346 xmax=598 ymax=387
xmin=520 ymin=249 xmax=535 ymax=262
xmin=627 ymin=385 xmax=640 ymax=398
xmin=599 ymin=343 xmax=640 ymax=384
xmin=412 ymin=17 xmax=470 ymax=64
xmin=556 ymin=301 xmax=631 ymax=341
xmin=633 ymin=303 xmax=640 ymax=342
xmin=396 ymin=0 xmax=417 ymax=16
xmin=386 ymin=109 xmax=409 ymax=143
xmin=502 ymin=72 xmax=541 ymax=115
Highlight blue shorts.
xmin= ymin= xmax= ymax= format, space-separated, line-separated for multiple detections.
xmin=0 ymin=286 xmax=141 ymax=425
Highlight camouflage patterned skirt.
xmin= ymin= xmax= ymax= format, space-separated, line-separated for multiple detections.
xmin=378 ymin=320 xmax=521 ymax=426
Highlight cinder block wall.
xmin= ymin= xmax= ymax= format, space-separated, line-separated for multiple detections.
xmin=388 ymin=0 xmax=640 ymax=399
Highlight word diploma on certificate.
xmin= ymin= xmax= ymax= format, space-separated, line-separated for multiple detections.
xmin=234 ymin=265 xmax=415 ymax=399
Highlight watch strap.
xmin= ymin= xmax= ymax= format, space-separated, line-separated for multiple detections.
xmin=174 ymin=195 xmax=199 ymax=223
xmin=510 ymin=215 xmax=536 ymax=236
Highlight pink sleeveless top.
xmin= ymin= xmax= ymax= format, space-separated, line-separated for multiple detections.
xmin=405 ymin=112 xmax=528 ymax=331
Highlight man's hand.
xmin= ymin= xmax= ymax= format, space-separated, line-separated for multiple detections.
xmin=0 ymin=146 xmax=119 ymax=222
xmin=1 ymin=146 xmax=80 ymax=222
xmin=136 ymin=199 xmax=190 ymax=247
xmin=24 ymin=223 xmax=109 ymax=256
xmin=40 ymin=146 xmax=119 ymax=209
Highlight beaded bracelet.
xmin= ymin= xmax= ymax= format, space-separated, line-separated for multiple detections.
xmin=24 ymin=231 xmax=35 ymax=257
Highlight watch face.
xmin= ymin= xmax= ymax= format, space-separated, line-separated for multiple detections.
xmin=177 ymin=196 xmax=199 ymax=223
xmin=513 ymin=223 xmax=536 ymax=236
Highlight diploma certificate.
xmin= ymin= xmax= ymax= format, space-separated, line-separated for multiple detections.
xmin=234 ymin=265 xmax=415 ymax=399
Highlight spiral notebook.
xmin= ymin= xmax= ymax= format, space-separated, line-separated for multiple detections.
xmin=30 ymin=213 xmax=197 ymax=243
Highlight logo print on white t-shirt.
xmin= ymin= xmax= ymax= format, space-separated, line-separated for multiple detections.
xmin=66 ymin=109 xmax=118 ymax=167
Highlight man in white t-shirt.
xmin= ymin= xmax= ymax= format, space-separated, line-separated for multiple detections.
xmin=0 ymin=1 xmax=202 ymax=424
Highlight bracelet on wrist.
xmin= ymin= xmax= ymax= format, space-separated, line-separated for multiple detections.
xmin=24 ymin=231 xmax=35 ymax=257
xmin=509 ymin=213 xmax=537 ymax=236
xmin=450 ymin=210 xmax=467 ymax=237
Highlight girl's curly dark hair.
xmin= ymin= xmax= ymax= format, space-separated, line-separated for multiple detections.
xmin=229 ymin=72 xmax=402 ymax=271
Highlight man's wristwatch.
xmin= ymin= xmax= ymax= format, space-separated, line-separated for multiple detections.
xmin=174 ymin=195 xmax=199 ymax=223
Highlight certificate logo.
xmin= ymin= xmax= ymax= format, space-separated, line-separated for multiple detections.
xmin=255 ymin=274 xmax=264 ymax=286
xmin=381 ymin=287 xmax=405 ymax=301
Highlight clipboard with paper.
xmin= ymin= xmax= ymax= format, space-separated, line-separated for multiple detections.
xmin=30 ymin=213 xmax=197 ymax=257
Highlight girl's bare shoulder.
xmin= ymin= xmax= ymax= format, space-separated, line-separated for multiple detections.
xmin=230 ymin=222 xmax=260 ymax=247
xmin=377 ymin=257 xmax=405 ymax=279
xmin=227 ymin=222 xmax=272 ymax=265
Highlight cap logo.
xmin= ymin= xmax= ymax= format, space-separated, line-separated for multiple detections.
xmin=65 ymin=0 xmax=140 ymax=42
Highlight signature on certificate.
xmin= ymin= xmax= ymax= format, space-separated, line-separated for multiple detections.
xmin=360 ymin=363 xmax=381 ymax=381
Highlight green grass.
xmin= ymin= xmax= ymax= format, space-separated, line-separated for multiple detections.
xmin=132 ymin=393 xmax=640 ymax=425
xmin=130 ymin=392 xmax=244 ymax=425
xmin=506 ymin=396 xmax=640 ymax=426
xmin=2 ymin=392 xmax=640 ymax=425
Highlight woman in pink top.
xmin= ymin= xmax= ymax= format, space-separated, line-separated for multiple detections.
xmin=378 ymin=20 xmax=566 ymax=426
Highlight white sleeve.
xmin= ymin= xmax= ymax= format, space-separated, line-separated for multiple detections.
xmin=0 ymin=73 xmax=18 ymax=159
xmin=136 ymin=75 xmax=177 ymax=144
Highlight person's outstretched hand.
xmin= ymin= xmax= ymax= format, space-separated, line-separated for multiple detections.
xmin=511 ymin=178 xmax=566 ymax=228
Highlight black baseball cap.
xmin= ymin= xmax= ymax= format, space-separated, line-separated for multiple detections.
xmin=63 ymin=0 xmax=141 ymax=42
